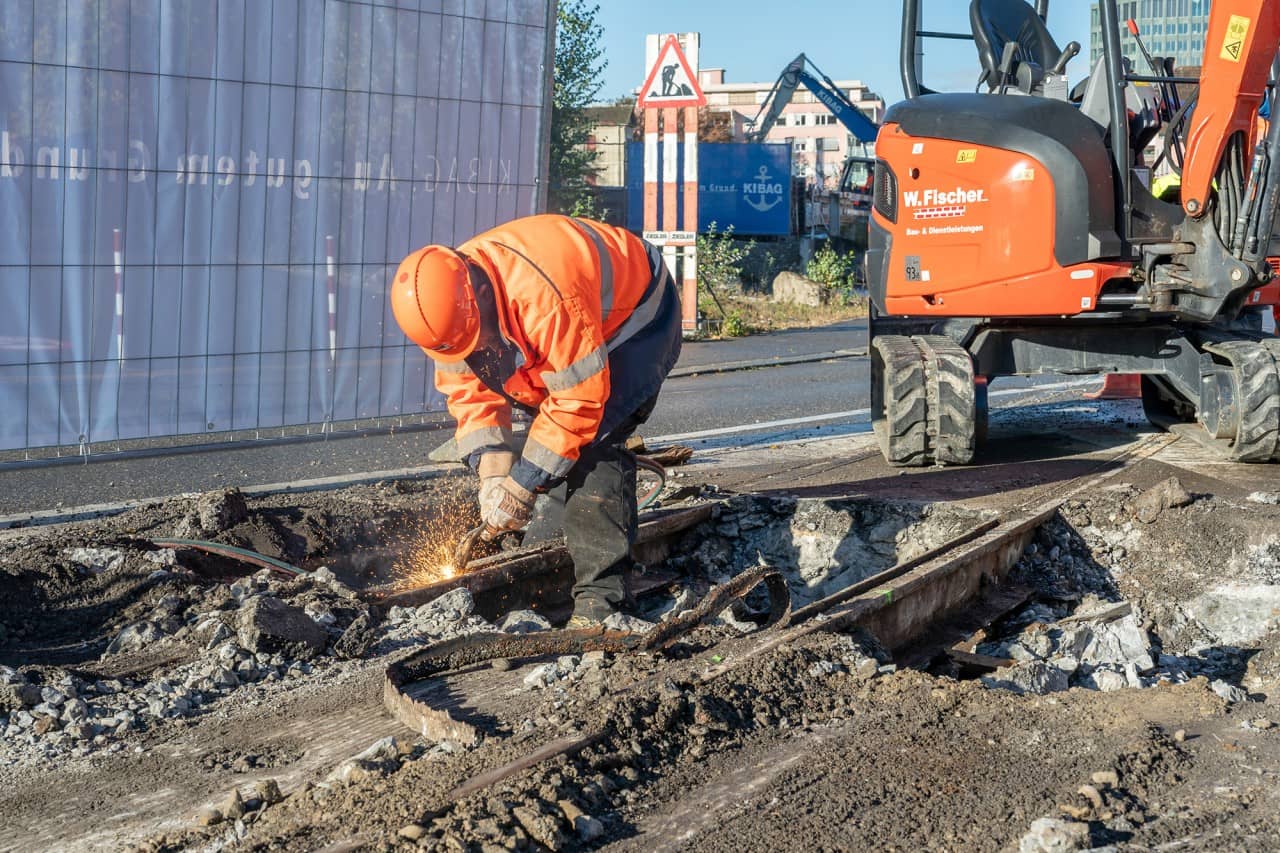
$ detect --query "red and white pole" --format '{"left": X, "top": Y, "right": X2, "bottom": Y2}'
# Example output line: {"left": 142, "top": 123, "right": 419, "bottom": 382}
{"left": 112, "top": 228, "right": 124, "bottom": 361}
{"left": 681, "top": 34, "right": 700, "bottom": 333}
{"left": 325, "top": 234, "right": 337, "bottom": 363}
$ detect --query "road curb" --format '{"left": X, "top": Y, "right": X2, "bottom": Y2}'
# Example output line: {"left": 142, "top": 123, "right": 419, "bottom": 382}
{"left": 668, "top": 348, "right": 866, "bottom": 379}
{"left": 0, "top": 463, "right": 464, "bottom": 534}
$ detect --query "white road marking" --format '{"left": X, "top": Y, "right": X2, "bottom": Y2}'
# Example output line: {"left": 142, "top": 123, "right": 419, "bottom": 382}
{"left": 650, "top": 378, "right": 1097, "bottom": 445}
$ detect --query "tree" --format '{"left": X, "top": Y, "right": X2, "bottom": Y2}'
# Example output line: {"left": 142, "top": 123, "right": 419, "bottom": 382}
{"left": 548, "top": 1, "right": 607, "bottom": 216}
{"left": 698, "top": 107, "right": 734, "bottom": 143}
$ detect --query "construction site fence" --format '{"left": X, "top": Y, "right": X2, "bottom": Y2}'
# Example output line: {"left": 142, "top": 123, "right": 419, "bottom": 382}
{"left": 0, "top": 0, "right": 553, "bottom": 455}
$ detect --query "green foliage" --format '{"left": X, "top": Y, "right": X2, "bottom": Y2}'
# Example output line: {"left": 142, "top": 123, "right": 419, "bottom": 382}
{"left": 806, "top": 243, "right": 862, "bottom": 304}
{"left": 569, "top": 191, "right": 605, "bottom": 220}
{"left": 696, "top": 223, "right": 756, "bottom": 299}
{"left": 721, "top": 312, "right": 748, "bottom": 338}
{"left": 548, "top": 1, "right": 606, "bottom": 215}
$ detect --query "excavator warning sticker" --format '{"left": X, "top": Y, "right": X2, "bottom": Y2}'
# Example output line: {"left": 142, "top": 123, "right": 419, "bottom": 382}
{"left": 1220, "top": 15, "right": 1250, "bottom": 62}
{"left": 956, "top": 149, "right": 978, "bottom": 164}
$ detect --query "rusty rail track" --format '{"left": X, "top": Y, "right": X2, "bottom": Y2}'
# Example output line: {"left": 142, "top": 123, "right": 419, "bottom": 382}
{"left": 380, "top": 433, "right": 1177, "bottom": 809}
{"left": 375, "top": 504, "right": 715, "bottom": 611}
{"left": 383, "top": 563, "right": 791, "bottom": 745}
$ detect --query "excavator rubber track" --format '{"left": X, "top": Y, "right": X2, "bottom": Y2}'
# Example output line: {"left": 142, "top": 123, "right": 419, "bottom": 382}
{"left": 872, "top": 334, "right": 977, "bottom": 467}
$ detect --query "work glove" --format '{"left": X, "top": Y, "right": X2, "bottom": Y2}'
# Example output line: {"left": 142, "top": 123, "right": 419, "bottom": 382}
{"left": 476, "top": 451, "right": 516, "bottom": 518}
{"left": 481, "top": 477, "right": 536, "bottom": 538}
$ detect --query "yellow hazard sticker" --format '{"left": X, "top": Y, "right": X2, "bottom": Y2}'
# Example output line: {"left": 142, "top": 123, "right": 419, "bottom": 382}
{"left": 956, "top": 149, "right": 978, "bottom": 164}
{"left": 1220, "top": 14, "right": 1250, "bottom": 62}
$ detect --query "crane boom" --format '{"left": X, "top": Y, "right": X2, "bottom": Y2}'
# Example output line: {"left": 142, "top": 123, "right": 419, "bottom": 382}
{"left": 745, "top": 54, "right": 880, "bottom": 144}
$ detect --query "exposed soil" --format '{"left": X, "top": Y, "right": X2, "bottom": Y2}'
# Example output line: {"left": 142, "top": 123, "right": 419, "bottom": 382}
{"left": 2, "top": 452, "right": 1280, "bottom": 852}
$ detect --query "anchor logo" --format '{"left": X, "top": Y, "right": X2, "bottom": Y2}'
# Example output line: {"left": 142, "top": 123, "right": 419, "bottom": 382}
{"left": 744, "top": 165, "right": 784, "bottom": 213}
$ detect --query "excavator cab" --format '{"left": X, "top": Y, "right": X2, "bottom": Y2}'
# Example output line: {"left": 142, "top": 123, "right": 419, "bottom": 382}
{"left": 867, "top": 0, "right": 1280, "bottom": 467}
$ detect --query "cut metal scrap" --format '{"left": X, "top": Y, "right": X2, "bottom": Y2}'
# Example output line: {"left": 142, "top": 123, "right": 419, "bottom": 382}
{"left": 382, "top": 563, "right": 790, "bottom": 743}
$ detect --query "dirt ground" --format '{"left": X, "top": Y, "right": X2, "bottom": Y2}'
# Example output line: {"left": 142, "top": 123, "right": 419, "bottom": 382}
{"left": 3, "top": 403, "right": 1280, "bottom": 852}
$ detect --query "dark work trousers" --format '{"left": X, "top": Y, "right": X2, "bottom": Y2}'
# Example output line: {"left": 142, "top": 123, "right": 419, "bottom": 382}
{"left": 524, "top": 257, "right": 681, "bottom": 618}
{"left": 523, "top": 395, "right": 659, "bottom": 617}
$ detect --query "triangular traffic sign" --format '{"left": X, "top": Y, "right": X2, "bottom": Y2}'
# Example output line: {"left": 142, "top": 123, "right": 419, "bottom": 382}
{"left": 638, "top": 35, "right": 706, "bottom": 109}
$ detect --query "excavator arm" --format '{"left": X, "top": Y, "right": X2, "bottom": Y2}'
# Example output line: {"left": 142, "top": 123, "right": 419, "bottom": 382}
{"left": 1180, "top": 1, "right": 1280, "bottom": 220}
{"left": 745, "top": 54, "right": 880, "bottom": 145}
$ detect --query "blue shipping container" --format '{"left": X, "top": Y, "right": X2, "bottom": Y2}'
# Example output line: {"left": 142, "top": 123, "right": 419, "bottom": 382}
{"left": 626, "top": 142, "right": 792, "bottom": 236}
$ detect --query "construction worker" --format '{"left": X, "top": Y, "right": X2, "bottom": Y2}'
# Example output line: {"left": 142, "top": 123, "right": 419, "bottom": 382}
{"left": 390, "top": 214, "right": 682, "bottom": 627}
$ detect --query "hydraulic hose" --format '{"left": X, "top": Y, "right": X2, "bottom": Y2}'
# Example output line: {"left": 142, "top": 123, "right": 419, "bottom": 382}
{"left": 1161, "top": 92, "right": 1197, "bottom": 177}
{"left": 150, "top": 538, "right": 305, "bottom": 577}
{"left": 636, "top": 455, "right": 668, "bottom": 511}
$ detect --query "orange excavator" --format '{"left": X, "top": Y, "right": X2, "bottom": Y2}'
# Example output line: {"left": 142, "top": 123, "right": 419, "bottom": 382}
{"left": 867, "top": 0, "right": 1280, "bottom": 464}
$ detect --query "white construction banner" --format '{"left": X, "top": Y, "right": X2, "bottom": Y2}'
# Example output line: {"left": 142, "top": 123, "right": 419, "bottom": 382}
{"left": 0, "top": 0, "right": 553, "bottom": 452}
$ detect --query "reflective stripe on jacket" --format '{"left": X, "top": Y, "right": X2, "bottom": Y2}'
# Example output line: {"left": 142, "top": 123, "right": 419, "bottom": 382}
{"left": 431, "top": 214, "right": 675, "bottom": 493}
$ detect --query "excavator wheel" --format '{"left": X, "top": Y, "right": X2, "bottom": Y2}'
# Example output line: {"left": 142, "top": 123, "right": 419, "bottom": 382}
{"left": 1207, "top": 341, "right": 1280, "bottom": 463}
{"left": 1266, "top": 340, "right": 1280, "bottom": 462}
{"left": 871, "top": 335, "right": 929, "bottom": 466}
{"left": 871, "top": 335, "right": 977, "bottom": 467}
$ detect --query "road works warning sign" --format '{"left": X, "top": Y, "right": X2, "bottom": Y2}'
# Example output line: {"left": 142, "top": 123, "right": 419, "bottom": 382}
{"left": 638, "top": 35, "right": 707, "bottom": 109}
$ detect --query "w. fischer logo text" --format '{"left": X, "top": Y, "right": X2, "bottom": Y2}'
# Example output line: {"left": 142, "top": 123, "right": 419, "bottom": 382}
{"left": 903, "top": 187, "right": 987, "bottom": 207}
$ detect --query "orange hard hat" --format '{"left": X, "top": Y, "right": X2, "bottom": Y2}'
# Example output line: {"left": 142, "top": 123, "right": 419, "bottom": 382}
{"left": 390, "top": 245, "right": 480, "bottom": 363}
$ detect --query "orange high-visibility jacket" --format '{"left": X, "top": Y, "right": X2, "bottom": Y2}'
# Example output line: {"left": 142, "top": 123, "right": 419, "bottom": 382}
{"left": 432, "top": 215, "right": 673, "bottom": 492}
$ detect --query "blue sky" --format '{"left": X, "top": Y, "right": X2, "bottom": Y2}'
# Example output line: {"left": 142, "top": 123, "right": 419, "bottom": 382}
{"left": 593, "top": 1, "right": 1093, "bottom": 105}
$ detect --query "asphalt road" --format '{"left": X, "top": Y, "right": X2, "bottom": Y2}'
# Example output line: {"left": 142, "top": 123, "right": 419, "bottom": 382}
{"left": 675, "top": 319, "right": 867, "bottom": 370}
{"left": 0, "top": 318, "right": 1082, "bottom": 518}
{"left": 0, "top": 323, "right": 872, "bottom": 516}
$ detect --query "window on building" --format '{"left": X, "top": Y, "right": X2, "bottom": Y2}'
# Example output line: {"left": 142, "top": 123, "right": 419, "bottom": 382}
{"left": 776, "top": 115, "right": 787, "bottom": 127}
{"left": 818, "top": 136, "right": 841, "bottom": 151}
{"left": 793, "top": 140, "right": 809, "bottom": 152}
{"left": 728, "top": 92, "right": 755, "bottom": 106}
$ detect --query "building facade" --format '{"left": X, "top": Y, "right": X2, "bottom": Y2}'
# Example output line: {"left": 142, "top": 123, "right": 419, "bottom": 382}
{"left": 1090, "top": 0, "right": 1213, "bottom": 69}
{"left": 695, "top": 68, "right": 885, "bottom": 188}
{"left": 583, "top": 105, "right": 634, "bottom": 188}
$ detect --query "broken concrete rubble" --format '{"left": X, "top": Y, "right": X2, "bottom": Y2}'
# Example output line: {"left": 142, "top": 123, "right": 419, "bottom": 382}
{"left": 381, "top": 587, "right": 495, "bottom": 650}
{"left": 1019, "top": 817, "right": 1092, "bottom": 852}
{"left": 236, "top": 597, "right": 329, "bottom": 660}
{"left": 982, "top": 661, "right": 1070, "bottom": 695}
{"left": 1185, "top": 584, "right": 1280, "bottom": 645}
{"left": 500, "top": 609, "right": 552, "bottom": 634}
{"left": 1081, "top": 614, "right": 1156, "bottom": 673}
{"left": 667, "top": 495, "right": 994, "bottom": 607}
{"left": 1130, "top": 476, "right": 1194, "bottom": 524}
{"left": 196, "top": 488, "right": 250, "bottom": 533}
{"left": 64, "top": 547, "right": 126, "bottom": 574}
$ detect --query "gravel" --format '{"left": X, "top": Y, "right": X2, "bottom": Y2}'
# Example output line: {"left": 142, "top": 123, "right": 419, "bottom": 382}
{"left": 0, "top": 566, "right": 391, "bottom": 765}
{"left": 978, "top": 489, "right": 1280, "bottom": 703}
{"left": 379, "top": 588, "right": 496, "bottom": 651}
